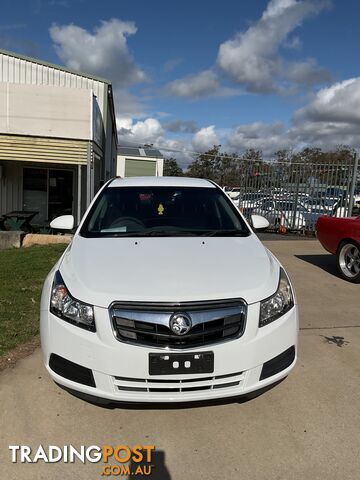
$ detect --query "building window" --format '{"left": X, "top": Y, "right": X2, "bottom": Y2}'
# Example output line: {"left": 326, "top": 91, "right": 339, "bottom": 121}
{"left": 23, "top": 167, "right": 74, "bottom": 225}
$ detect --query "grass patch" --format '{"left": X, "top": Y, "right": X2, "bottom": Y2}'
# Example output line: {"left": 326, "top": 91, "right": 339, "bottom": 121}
{"left": 0, "top": 244, "right": 67, "bottom": 356}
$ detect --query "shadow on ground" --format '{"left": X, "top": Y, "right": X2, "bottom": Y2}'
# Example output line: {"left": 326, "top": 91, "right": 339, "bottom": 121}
{"left": 127, "top": 451, "right": 171, "bottom": 479}
{"left": 295, "top": 254, "right": 339, "bottom": 277}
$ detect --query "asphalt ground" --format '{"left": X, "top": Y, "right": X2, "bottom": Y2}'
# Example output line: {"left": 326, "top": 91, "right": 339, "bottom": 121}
{"left": 0, "top": 240, "right": 359, "bottom": 480}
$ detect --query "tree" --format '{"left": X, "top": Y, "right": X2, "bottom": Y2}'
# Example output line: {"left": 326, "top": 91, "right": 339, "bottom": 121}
{"left": 186, "top": 145, "right": 221, "bottom": 181}
{"left": 185, "top": 144, "right": 358, "bottom": 187}
{"left": 241, "top": 148, "right": 263, "bottom": 163}
{"left": 163, "top": 157, "right": 183, "bottom": 176}
{"left": 186, "top": 145, "right": 242, "bottom": 186}
{"left": 274, "top": 149, "right": 293, "bottom": 163}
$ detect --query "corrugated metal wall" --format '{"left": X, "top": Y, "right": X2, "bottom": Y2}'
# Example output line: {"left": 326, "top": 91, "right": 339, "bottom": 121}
{"left": 0, "top": 52, "right": 106, "bottom": 115}
{"left": 0, "top": 135, "right": 88, "bottom": 164}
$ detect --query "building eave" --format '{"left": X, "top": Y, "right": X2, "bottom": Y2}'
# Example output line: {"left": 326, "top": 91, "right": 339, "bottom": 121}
{"left": 0, "top": 48, "right": 112, "bottom": 85}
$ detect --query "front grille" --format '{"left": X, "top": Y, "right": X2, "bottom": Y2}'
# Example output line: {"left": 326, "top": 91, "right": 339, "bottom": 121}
{"left": 110, "top": 299, "right": 247, "bottom": 349}
{"left": 113, "top": 371, "right": 245, "bottom": 394}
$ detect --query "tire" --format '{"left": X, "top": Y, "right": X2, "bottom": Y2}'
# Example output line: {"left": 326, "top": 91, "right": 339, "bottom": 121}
{"left": 336, "top": 240, "right": 360, "bottom": 283}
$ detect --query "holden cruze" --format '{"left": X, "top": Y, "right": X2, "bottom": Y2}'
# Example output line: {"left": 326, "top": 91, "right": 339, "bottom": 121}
{"left": 40, "top": 176, "right": 298, "bottom": 404}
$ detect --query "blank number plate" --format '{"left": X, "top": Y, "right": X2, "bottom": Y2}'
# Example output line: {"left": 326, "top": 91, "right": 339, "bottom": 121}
{"left": 149, "top": 351, "right": 214, "bottom": 375}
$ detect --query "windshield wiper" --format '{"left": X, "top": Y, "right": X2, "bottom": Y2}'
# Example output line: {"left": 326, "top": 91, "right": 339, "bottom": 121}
{"left": 107, "top": 230, "right": 200, "bottom": 237}
{"left": 202, "top": 229, "right": 249, "bottom": 237}
{"left": 141, "top": 230, "right": 199, "bottom": 237}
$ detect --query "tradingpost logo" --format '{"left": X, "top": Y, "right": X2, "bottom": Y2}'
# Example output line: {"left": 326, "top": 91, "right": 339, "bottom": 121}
{"left": 9, "top": 444, "right": 156, "bottom": 476}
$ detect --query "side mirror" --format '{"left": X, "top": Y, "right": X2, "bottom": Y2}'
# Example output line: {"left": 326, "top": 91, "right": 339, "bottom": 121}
{"left": 50, "top": 215, "right": 74, "bottom": 231}
{"left": 251, "top": 214, "right": 269, "bottom": 231}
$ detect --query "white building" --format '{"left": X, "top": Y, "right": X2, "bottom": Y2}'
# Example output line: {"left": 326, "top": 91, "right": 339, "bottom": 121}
{"left": 117, "top": 146, "right": 164, "bottom": 178}
{"left": 0, "top": 48, "right": 117, "bottom": 226}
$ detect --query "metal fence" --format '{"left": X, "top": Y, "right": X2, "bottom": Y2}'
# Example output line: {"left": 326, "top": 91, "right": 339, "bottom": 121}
{"left": 226, "top": 156, "right": 360, "bottom": 233}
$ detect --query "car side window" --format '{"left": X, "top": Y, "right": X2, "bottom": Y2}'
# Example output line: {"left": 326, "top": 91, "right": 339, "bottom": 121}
{"left": 262, "top": 200, "right": 273, "bottom": 210}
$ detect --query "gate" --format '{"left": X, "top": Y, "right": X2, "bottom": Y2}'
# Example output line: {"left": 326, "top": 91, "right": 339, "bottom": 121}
{"left": 230, "top": 156, "right": 359, "bottom": 233}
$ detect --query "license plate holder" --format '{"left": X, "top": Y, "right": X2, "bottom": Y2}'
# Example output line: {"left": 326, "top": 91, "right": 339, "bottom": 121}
{"left": 149, "top": 351, "right": 214, "bottom": 375}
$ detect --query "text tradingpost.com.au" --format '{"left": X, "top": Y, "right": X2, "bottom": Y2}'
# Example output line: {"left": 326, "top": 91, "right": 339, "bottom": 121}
{"left": 9, "top": 444, "right": 156, "bottom": 476}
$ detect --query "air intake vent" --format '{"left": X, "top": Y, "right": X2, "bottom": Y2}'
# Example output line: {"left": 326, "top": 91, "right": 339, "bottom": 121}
{"left": 260, "top": 346, "right": 296, "bottom": 380}
{"left": 49, "top": 354, "right": 96, "bottom": 387}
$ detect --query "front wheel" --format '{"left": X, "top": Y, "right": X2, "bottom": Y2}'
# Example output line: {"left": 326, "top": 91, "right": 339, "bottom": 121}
{"left": 337, "top": 241, "right": 360, "bottom": 283}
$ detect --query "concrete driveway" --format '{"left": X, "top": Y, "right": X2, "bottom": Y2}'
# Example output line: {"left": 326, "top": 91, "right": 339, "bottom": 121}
{"left": 1, "top": 240, "right": 359, "bottom": 480}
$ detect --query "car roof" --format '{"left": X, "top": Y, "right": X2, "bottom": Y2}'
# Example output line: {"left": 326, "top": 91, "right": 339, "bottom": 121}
{"left": 109, "top": 176, "right": 216, "bottom": 188}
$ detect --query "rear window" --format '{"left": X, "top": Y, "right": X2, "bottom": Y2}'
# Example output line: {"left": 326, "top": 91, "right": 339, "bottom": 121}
{"left": 80, "top": 186, "right": 250, "bottom": 237}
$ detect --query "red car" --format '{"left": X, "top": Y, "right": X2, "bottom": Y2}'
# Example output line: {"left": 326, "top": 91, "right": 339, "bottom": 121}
{"left": 316, "top": 216, "right": 360, "bottom": 283}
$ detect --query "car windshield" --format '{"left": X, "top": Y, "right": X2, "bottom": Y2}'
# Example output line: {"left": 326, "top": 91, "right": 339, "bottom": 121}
{"left": 242, "top": 193, "right": 261, "bottom": 201}
{"left": 274, "top": 202, "right": 306, "bottom": 211}
{"left": 323, "top": 198, "right": 338, "bottom": 206}
{"left": 80, "top": 186, "right": 250, "bottom": 237}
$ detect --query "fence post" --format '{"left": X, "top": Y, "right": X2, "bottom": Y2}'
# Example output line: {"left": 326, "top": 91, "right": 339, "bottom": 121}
{"left": 291, "top": 165, "right": 300, "bottom": 230}
{"left": 348, "top": 152, "right": 359, "bottom": 216}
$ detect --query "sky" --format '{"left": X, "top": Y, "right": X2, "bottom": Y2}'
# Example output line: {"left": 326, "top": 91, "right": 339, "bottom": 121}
{"left": 1, "top": 0, "right": 360, "bottom": 166}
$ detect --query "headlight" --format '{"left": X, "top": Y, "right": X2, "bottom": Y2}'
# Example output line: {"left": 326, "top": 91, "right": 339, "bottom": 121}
{"left": 50, "top": 271, "right": 95, "bottom": 332}
{"left": 259, "top": 268, "right": 294, "bottom": 327}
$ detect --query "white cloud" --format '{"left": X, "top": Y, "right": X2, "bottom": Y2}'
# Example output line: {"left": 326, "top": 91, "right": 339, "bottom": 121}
{"left": 117, "top": 117, "right": 195, "bottom": 168}
{"left": 289, "top": 121, "right": 360, "bottom": 149}
{"left": 192, "top": 126, "right": 220, "bottom": 151}
{"left": 113, "top": 88, "right": 147, "bottom": 121}
{"left": 227, "top": 122, "right": 291, "bottom": 155}
{"left": 166, "top": 70, "right": 240, "bottom": 98}
{"left": 157, "top": 138, "right": 194, "bottom": 168}
{"left": 284, "top": 35, "right": 302, "bottom": 50}
{"left": 164, "top": 120, "right": 199, "bottom": 134}
{"left": 285, "top": 58, "right": 331, "bottom": 86}
{"left": 216, "top": 0, "right": 331, "bottom": 92}
{"left": 288, "top": 78, "right": 360, "bottom": 148}
{"left": 116, "top": 73, "right": 360, "bottom": 167}
{"left": 294, "top": 78, "right": 360, "bottom": 124}
{"left": 165, "top": 0, "right": 331, "bottom": 100}
{"left": 118, "top": 118, "right": 164, "bottom": 145}
{"left": 50, "top": 19, "right": 148, "bottom": 122}
{"left": 118, "top": 76, "right": 360, "bottom": 167}
{"left": 167, "top": 70, "right": 219, "bottom": 98}
{"left": 49, "top": 18, "right": 145, "bottom": 87}
{"left": 225, "top": 77, "right": 360, "bottom": 154}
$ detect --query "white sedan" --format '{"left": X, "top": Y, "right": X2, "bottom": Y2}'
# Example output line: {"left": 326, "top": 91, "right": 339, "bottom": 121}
{"left": 41, "top": 177, "right": 298, "bottom": 404}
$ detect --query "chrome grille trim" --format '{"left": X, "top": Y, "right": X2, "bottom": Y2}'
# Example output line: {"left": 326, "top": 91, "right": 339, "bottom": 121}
{"left": 110, "top": 298, "right": 247, "bottom": 312}
{"left": 109, "top": 299, "right": 247, "bottom": 349}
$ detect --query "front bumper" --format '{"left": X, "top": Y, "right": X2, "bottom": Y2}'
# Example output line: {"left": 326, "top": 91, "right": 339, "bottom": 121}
{"left": 40, "top": 299, "right": 299, "bottom": 403}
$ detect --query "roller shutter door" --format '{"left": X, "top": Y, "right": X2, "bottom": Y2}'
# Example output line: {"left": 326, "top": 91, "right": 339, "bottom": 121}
{"left": 124, "top": 158, "right": 157, "bottom": 177}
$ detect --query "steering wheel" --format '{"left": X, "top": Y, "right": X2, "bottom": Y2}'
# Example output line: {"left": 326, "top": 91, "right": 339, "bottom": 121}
{"left": 109, "top": 217, "right": 145, "bottom": 229}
